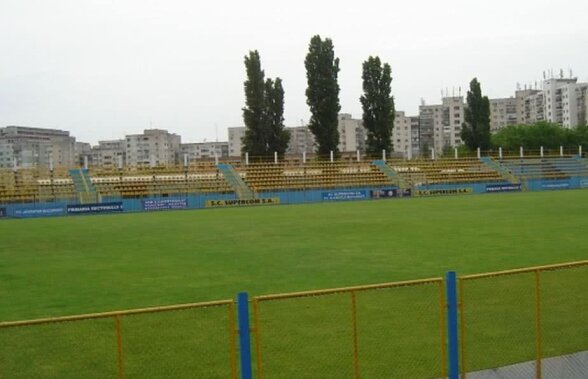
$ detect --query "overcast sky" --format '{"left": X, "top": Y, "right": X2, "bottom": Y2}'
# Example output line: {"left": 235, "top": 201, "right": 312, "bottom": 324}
{"left": 1, "top": 0, "right": 587, "bottom": 144}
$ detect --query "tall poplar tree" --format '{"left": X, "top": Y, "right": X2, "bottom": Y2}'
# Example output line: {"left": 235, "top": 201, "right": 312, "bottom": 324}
{"left": 461, "top": 78, "right": 491, "bottom": 150}
{"left": 360, "top": 56, "right": 395, "bottom": 155}
{"left": 265, "top": 77, "right": 290, "bottom": 155}
{"left": 305, "top": 35, "right": 341, "bottom": 156}
{"left": 242, "top": 50, "right": 289, "bottom": 156}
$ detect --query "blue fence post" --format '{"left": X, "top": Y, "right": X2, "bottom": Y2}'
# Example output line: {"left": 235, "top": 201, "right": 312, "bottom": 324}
{"left": 237, "top": 292, "right": 253, "bottom": 379}
{"left": 446, "top": 271, "right": 459, "bottom": 379}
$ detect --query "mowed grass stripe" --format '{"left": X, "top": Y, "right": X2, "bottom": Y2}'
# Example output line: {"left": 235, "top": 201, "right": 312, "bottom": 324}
{"left": 1, "top": 190, "right": 587, "bottom": 321}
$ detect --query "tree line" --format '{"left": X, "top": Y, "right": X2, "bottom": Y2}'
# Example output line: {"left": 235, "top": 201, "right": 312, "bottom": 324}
{"left": 242, "top": 35, "right": 395, "bottom": 157}
{"left": 491, "top": 123, "right": 588, "bottom": 151}
{"left": 242, "top": 36, "right": 586, "bottom": 158}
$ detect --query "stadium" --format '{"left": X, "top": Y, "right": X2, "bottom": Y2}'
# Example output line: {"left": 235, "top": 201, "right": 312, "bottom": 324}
{"left": 0, "top": 151, "right": 587, "bottom": 378}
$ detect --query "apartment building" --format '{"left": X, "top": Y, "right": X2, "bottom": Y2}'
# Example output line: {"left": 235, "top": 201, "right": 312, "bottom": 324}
{"left": 541, "top": 77, "right": 588, "bottom": 127}
{"left": 417, "top": 106, "right": 436, "bottom": 154}
{"left": 0, "top": 126, "right": 76, "bottom": 168}
{"left": 228, "top": 127, "right": 246, "bottom": 157}
{"left": 514, "top": 89, "right": 541, "bottom": 124}
{"left": 181, "top": 142, "right": 229, "bottom": 162}
{"left": 0, "top": 141, "right": 14, "bottom": 168}
{"left": 230, "top": 125, "right": 316, "bottom": 157}
{"left": 91, "top": 140, "right": 126, "bottom": 168}
{"left": 124, "top": 129, "right": 181, "bottom": 166}
{"left": 419, "top": 97, "right": 464, "bottom": 153}
{"left": 74, "top": 142, "right": 92, "bottom": 166}
{"left": 337, "top": 113, "right": 366, "bottom": 153}
{"left": 285, "top": 126, "right": 315, "bottom": 155}
{"left": 489, "top": 97, "right": 518, "bottom": 132}
{"left": 578, "top": 87, "right": 588, "bottom": 125}
{"left": 392, "top": 111, "right": 420, "bottom": 158}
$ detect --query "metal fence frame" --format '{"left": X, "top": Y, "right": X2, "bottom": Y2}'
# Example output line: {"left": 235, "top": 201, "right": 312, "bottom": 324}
{"left": 0, "top": 299, "right": 238, "bottom": 379}
{"left": 458, "top": 260, "right": 588, "bottom": 379}
{"left": 251, "top": 278, "right": 447, "bottom": 379}
{"left": 1, "top": 260, "right": 587, "bottom": 379}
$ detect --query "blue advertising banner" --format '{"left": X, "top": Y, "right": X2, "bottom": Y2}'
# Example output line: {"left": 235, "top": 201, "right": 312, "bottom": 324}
{"left": 322, "top": 190, "right": 368, "bottom": 201}
{"left": 580, "top": 179, "right": 588, "bottom": 188}
{"left": 67, "top": 202, "right": 123, "bottom": 214}
{"left": 541, "top": 182, "right": 570, "bottom": 190}
{"left": 485, "top": 184, "right": 522, "bottom": 193}
{"left": 0, "top": 207, "right": 6, "bottom": 218}
{"left": 13, "top": 206, "right": 65, "bottom": 218}
{"left": 142, "top": 198, "right": 188, "bottom": 211}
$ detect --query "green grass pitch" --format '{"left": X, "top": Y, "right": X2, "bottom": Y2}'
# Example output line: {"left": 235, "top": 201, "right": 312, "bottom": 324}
{"left": 0, "top": 190, "right": 587, "bottom": 377}
{"left": 1, "top": 190, "right": 588, "bottom": 321}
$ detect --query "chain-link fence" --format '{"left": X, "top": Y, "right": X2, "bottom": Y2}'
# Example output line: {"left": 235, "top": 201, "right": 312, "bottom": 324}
{"left": 458, "top": 261, "right": 588, "bottom": 378}
{"left": 0, "top": 300, "right": 237, "bottom": 379}
{"left": 251, "top": 279, "right": 446, "bottom": 379}
{"left": 1, "top": 261, "right": 586, "bottom": 378}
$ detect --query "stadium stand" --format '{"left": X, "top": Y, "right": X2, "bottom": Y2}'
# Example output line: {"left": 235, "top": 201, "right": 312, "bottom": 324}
{"left": 386, "top": 157, "right": 505, "bottom": 186}
{"left": 89, "top": 163, "right": 234, "bottom": 198}
{"left": 233, "top": 160, "right": 392, "bottom": 192}
{"left": 0, "top": 169, "right": 43, "bottom": 203}
{"left": 497, "top": 156, "right": 588, "bottom": 180}
{"left": 1, "top": 156, "right": 586, "bottom": 205}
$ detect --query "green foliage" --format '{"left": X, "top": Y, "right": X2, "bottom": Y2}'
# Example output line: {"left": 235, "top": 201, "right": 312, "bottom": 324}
{"left": 242, "top": 50, "right": 290, "bottom": 157}
{"left": 461, "top": 78, "right": 491, "bottom": 150}
{"left": 264, "top": 77, "right": 290, "bottom": 156}
{"left": 360, "top": 56, "right": 395, "bottom": 155}
{"left": 491, "top": 122, "right": 588, "bottom": 151}
{"left": 305, "top": 35, "right": 341, "bottom": 156}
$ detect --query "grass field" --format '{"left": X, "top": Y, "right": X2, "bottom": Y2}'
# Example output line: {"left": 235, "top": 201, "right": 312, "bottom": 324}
{"left": 1, "top": 190, "right": 587, "bottom": 377}
{"left": 2, "top": 190, "right": 587, "bottom": 321}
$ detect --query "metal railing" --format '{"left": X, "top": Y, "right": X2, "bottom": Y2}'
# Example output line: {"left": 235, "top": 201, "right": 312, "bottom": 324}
{"left": 0, "top": 300, "right": 237, "bottom": 379}
{"left": 1, "top": 260, "right": 586, "bottom": 378}
{"left": 458, "top": 260, "right": 588, "bottom": 378}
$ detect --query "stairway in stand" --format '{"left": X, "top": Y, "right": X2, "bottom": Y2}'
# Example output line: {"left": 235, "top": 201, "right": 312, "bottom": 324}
{"left": 69, "top": 169, "right": 101, "bottom": 204}
{"left": 372, "top": 160, "right": 409, "bottom": 190}
{"left": 217, "top": 164, "right": 255, "bottom": 199}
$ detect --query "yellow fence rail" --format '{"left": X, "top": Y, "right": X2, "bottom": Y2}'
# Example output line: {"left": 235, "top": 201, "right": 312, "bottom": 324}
{"left": 0, "top": 300, "right": 238, "bottom": 379}
{"left": 252, "top": 278, "right": 446, "bottom": 379}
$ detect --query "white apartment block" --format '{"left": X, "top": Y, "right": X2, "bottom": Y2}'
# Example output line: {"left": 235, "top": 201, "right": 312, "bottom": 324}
{"left": 337, "top": 113, "right": 365, "bottom": 153}
{"left": 91, "top": 140, "right": 126, "bottom": 168}
{"left": 0, "top": 141, "right": 13, "bottom": 168}
{"left": 489, "top": 98, "right": 518, "bottom": 132}
{"left": 584, "top": 88, "right": 588, "bottom": 125}
{"left": 75, "top": 142, "right": 92, "bottom": 166}
{"left": 442, "top": 97, "right": 465, "bottom": 149}
{"left": 125, "top": 129, "right": 181, "bottom": 167}
{"left": 228, "top": 127, "right": 246, "bottom": 157}
{"left": 417, "top": 106, "right": 436, "bottom": 154}
{"left": 515, "top": 89, "right": 541, "bottom": 124}
{"left": 0, "top": 126, "right": 76, "bottom": 168}
{"left": 419, "top": 104, "right": 446, "bottom": 153}
{"left": 419, "top": 97, "right": 464, "bottom": 153}
{"left": 523, "top": 92, "right": 545, "bottom": 124}
{"left": 230, "top": 125, "right": 316, "bottom": 157}
{"left": 285, "top": 126, "right": 315, "bottom": 155}
{"left": 181, "top": 142, "right": 229, "bottom": 162}
{"left": 542, "top": 77, "right": 588, "bottom": 128}
{"left": 393, "top": 111, "right": 419, "bottom": 158}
